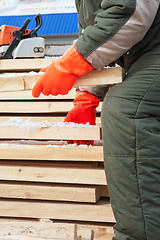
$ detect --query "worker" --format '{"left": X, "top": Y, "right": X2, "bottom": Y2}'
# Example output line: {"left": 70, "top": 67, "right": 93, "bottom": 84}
{"left": 32, "top": 1, "right": 160, "bottom": 239}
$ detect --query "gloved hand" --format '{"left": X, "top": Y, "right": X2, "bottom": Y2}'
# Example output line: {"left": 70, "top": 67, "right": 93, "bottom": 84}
{"left": 64, "top": 90, "right": 100, "bottom": 145}
{"left": 32, "top": 45, "right": 93, "bottom": 97}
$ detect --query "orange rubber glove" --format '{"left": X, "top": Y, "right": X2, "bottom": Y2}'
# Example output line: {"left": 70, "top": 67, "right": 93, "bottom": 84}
{"left": 32, "top": 45, "right": 93, "bottom": 97}
{"left": 64, "top": 90, "right": 100, "bottom": 145}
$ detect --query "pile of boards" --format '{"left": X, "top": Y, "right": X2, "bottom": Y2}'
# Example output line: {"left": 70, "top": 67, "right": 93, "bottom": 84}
{"left": 0, "top": 55, "right": 122, "bottom": 240}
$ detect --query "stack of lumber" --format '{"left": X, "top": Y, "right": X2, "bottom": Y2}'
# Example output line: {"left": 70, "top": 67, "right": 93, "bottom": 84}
{"left": 0, "top": 58, "right": 122, "bottom": 240}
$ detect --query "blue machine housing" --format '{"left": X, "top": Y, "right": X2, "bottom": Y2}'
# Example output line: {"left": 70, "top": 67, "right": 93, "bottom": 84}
{"left": 0, "top": 13, "right": 79, "bottom": 35}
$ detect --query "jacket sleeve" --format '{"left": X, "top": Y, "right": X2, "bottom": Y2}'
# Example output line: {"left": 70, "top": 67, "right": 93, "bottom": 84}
{"left": 76, "top": 0, "right": 160, "bottom": 69}
{"left": 77, "top": 85, "right": 109, "bottom": 100}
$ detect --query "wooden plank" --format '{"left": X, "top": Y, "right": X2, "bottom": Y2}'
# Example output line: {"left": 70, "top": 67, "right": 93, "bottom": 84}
{"left": 0, "top": 142, "right": 103, "bottom": 161}
{"left": 0, "top": 162, "right": 106, "bottom": 185}
{"left": 0, "top": 199, "right": 115, "bottom": 223}
{"left": 0, "top": 101, "right": 102, "bottom": 113}
{"left": 0, "top": 89, "right": 75, "bottom": 100}
{"left": 0, "top": 76, "right": 24, "bottom": 92}
{"left": 0, "top": 58, "right": 53, "bottom": 71}
{"left": 0, "top": 219, "right": 114, "bottom": 240}
{"left": 0, "top": 67, "right": 122, "bottom": 92}
{"left": 0, "top": 237, "right": 45, "bottom": 240}
{"left": 77, "top": 224, "right": 114, "bottom": 240}
{"left": 0, "top": 101, "right": 74, "bottom": 113}
{"left": 0, "top": 101, "right": 72, "bottom": 113}
{"left": 0, "top": 182, "right": 100, "bottom": 203}
{"left": 0, "top": 116, "right": 101, "bottom": 125}
{"left": 0, "top": 123, "right": 101, "bottom": 140}
{"left": 75, "top": 225, "right": 94, "bottom": 240}
{"left": 0, "top": 220, "right": 76, "bottom": 240}
{"left": 74, "top": 67, "right": 122, "bottom": 87}
{"left": 0, "top": 160, "right": 98, "bottom": 169}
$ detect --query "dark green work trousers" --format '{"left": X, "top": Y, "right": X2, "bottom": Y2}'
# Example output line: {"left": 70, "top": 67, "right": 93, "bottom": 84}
{"left": 101, "top": 47, "right": 160, "bottom": 240}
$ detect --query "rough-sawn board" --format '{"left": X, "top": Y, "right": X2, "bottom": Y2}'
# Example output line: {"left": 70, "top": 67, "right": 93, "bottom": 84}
{"left": 0, "top": 199, "right": 115, "bottom": 223}
{"left": 0, "top": 142, "right": 103, "bottom": 161}
{"left": 0, "top": 67, "right": 122, "bottom": 92}
{"left": 0, "top": 122, "right": 101, "bottom": 140}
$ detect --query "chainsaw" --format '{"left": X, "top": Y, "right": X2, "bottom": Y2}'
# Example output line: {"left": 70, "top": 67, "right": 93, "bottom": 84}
{"left": 0, "top": 14, "right": 45, "bottom": 59}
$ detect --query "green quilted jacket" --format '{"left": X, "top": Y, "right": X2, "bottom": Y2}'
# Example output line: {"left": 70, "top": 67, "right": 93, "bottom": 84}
{"left": 74, "top": 2, "right": 160, "bottom": 240}
{"left": 75, "top": 0, "right": 160, "bottom": 72}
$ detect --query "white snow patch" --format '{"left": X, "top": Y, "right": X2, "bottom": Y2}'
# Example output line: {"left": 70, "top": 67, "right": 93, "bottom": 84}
{"left": 0, "top": 117, "right": 100, "bottom": 134}
{"left": 0, "top": 117, "right": 100, "bottom": 128}
{"left": 41, "top": 121, "right": 100, "bottom": 128}
{"left": 0, "top": 117, "right": 41, "bottom": 134}
{"left": 0, "top": 138, "right": 102, "bottom": 148}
